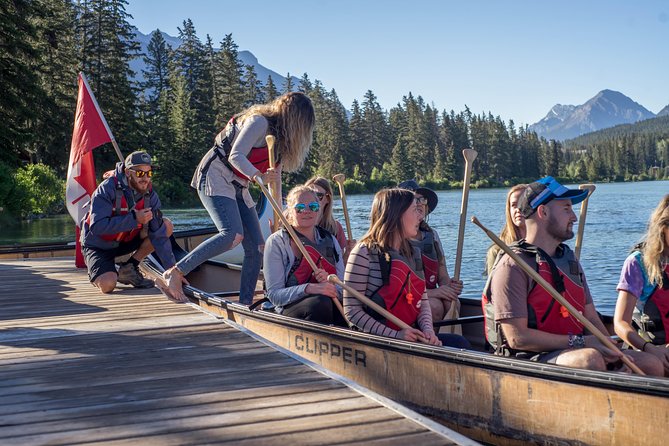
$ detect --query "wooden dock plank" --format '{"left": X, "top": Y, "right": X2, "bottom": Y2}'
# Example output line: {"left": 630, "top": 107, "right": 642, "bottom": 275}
{"left": 0, "top": 258, "right": 463, "bottom": 445}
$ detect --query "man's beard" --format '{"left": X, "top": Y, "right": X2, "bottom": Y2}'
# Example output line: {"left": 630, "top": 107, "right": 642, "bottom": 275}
{"left": 128, "top": 175, "right": 150, "bottom": 194}
{"left": 547, "top": 214, "right": 574, "bottom": 242}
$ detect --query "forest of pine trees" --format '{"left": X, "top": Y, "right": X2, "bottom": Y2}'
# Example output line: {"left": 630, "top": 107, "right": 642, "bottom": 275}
{"left": 2, "top": 0, "right": 668, "bottom": 221}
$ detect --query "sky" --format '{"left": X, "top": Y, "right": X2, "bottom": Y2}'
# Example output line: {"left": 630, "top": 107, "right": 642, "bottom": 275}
{"left": 125, "top": 0, "right": 669, "bottom": 126}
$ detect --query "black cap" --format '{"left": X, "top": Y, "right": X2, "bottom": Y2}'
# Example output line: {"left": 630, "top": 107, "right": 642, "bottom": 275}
{"left": 398, "top": 179, "right": 438, "bottom": 214}
{"left": 124, "top": 151, "right": 152, "bottom": 169}
{"left": 518, "top": 176, "right": 588, "bottom": 218}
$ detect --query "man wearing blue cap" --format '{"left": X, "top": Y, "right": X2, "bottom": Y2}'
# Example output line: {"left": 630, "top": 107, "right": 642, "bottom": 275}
{"left": 483, "top": 177, "right": 662, "bottom": 374}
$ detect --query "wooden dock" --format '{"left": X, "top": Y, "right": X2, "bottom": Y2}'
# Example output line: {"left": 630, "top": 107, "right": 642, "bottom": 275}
{"left": 0, "top": 258, "right": 474, "bottom": 445}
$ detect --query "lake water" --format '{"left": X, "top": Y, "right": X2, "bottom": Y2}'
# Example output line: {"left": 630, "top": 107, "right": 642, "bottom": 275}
{"left": 3, "top": 181, "right": 667, "bottom": 314}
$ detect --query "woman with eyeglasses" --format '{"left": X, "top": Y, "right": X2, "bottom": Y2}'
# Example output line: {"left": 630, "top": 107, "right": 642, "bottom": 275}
{"left": 305, "top": 176, "right": 357, "bottom": 263}
{"left": 343, "top": 188, "right": 441, "bottom": 344}
{"left": 614, "top": 194, "right": 669, "bottom": 375}
{"left": 263, "top": 185, "right": 346, "bottom": 325}
{"left": 160, "top": 92, "right": 315, "bottom": 304}
{"left": 397, "top": 181, "right": 466, "bottom": 338}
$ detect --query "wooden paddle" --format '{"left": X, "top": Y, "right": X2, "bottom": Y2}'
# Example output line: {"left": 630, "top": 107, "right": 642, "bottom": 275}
{"left": 332, "top": 173, "right": 353, "bottom": 241}
{"left": 471, "top": 216, "right": 645, "bottom": 375}
{"left": 447, "top": 148, "right": 478, "bottom": 334}
{"left": 453, "top": 148, "right": 478, "bottom": 281}
{"left": 254, "top": 174, "right": 350, "bottom": 326}
{"left": 574, "top": 184, "right": 596, "bottom": 260}
{"left": 327, "top": 275, "right": 428, "bottom": 343}
{"left": 265, "top": 135, "right": 281, "bottom": 232}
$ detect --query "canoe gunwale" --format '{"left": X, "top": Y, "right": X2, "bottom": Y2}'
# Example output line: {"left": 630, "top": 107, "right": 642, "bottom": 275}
{"left": 141, "top": 257, "right": 669, "bottom": 398}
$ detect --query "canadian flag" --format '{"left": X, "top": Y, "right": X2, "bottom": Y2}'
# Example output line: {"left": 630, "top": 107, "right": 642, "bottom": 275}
{"left": 65, "top": 73, "right": 114, "bottom": 267}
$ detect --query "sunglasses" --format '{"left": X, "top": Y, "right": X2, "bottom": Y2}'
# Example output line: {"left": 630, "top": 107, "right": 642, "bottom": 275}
{"left": 131, "top": 169, "right": 153, "bottom": 178}
{"left": 314, "top": 192, "right": 327, "bottom": 200}
{"left": 415, "top": 196, "right": 428, "bottom": 205}
{"left": 294, "top": 201, "right": 320, "bottom": 213}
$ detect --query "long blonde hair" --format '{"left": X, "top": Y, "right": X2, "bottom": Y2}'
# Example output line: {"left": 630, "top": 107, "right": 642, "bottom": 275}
{"left": 485, "top": 184, "right": 528, "bottom": 274}
{"left": 237, "top": 92, "right": 315, "bottom": 172}
{"left": 305, "top": 176, "right": 337, "bottom": 235}
{"left": 640, "top": 194, "right": 669, "bottom": 287}
{"left": 283, "top": 185, "right": 320, "bottom": 227}
{"left": 360, "top": 188, "right": 415, "bottom": 259}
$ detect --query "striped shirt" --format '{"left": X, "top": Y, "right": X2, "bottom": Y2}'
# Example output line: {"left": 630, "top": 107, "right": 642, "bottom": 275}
{"left": 343, "top": 243, "right": 435, "bottom": 339}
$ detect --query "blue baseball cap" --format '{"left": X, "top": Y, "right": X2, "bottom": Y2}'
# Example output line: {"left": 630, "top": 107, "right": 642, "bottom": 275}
{"left": 518, "top": 176, "right": 588, "bottom": 218}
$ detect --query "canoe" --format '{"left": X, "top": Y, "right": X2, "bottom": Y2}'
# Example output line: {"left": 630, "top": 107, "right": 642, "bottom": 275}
{"left": 139, "top": 251, "right": 669, "bottom": 446}
{"left": 0, "top": 193, "right": 272, "bottom": 264}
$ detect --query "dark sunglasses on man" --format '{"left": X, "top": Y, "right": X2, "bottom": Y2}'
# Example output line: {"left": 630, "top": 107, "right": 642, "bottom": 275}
{"left": 294, "top": 201, "right": 320, "bottom": 213}
{"left": 131, "top": 169, "right": 153, "bottom": 178}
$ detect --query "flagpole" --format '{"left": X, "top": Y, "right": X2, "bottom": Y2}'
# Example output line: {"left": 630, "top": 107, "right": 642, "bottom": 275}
{"left": 79, "top": 73, "right": 124, "bottom": 163}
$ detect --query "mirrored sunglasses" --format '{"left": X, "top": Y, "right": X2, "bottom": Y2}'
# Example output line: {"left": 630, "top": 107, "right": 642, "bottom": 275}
{"left": 294, "top": 201, "right": 320, "bottom": 213}
{"left": 131, "top": 169, "right": 153, "bottom": 178}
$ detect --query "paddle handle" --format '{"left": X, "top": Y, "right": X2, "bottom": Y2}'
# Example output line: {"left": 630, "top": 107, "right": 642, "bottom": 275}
{"left": 574, "top": 184, "right": 596, "bottom": 259}
{"left": 332, "top": 174, "right": 353, "bottom": 241}
{"left": 255, "top": 175, "right": 349, "bottom": 325}
{"left": 471, "top": 215, "right": 645, "bottom": 376}
{"left": 265, "top": 135, "right": 281, "bottom": 232}
{"left": 453, "top": 149, "right": 478, "bottom": 281}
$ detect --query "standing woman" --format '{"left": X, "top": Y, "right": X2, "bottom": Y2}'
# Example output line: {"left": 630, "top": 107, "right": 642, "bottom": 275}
{"left": 263, "top": 185, "right": 345, "bottom": 325}
{"left": 614, "top": 194, "right": 669, "bottom": 375}
{"left": 161, "top": 92, "right": 315, "bottom": 304}
{"left": 343, "top": 188, "right": 441, "bottom": 345}
{"left": 485, "top": 184, "right": 528, "bottom": 275}
{"left": 305, "top": 176, "right": 357, "bottom": 262}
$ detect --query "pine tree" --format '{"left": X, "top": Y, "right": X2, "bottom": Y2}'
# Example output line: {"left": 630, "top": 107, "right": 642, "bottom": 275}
{"left": 282, "top": 72, "right": 294, "bottom": 93}
{"left": 263, "top": 74, "right": 279, "bottom": 102}
{"left": 215, "top": 33, "right": 245, "bottom": 124}
{"left": 0, "top": 0, "right": 47, "bottom": 166}
{"left": 27, "top": 0, "right": 78, "bottom": 169}
{"left": 298, "top": 73, "right": 312, "bottom": 95}
{"left": 76, "top": 0, "right": 141, "bottom": 168}
{"left": 243, "top": 64, "right": 265, "bottom": 107}
{"left": 171, "top": 19, "right": 214, "bottom": 148}
{"left": 140, "top": 29, "right": 172, "bottom": 159}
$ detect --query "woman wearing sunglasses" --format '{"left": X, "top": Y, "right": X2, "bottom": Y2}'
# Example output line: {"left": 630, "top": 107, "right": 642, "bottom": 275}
{"left": 161, "top": 92, "right": 315, "bottom": 304}
{"left": 343, "top": 188, "right": 441, "bottom": 345}
{"left": 263, "top": 186, "right": 346, "bottom": 325}
{"left": 305, "top": 176, "right": 357, "bottom": 263}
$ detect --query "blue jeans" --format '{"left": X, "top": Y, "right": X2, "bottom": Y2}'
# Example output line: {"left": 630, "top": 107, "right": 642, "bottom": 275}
{"left": 176, "top": 184, "right": 263, "bottom": 304}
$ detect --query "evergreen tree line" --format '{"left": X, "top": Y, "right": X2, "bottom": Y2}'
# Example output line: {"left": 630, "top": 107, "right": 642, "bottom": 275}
{"left": 2, "top": 0, "right": 667, "bottom": 219}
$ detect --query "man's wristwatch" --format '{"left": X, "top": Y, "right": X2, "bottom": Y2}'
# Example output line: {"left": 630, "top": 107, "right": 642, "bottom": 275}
{"left": 568, "top": 333, "right": 586, "bottom": 348}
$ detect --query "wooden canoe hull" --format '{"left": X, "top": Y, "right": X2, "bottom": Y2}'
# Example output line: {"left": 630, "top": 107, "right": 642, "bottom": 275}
{"left": 140, "top": 259, "right": 669, "bottom": 446}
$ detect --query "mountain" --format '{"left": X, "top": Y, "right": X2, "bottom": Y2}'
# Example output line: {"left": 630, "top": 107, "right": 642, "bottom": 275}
{"left": 658, "top": 104, "right": 669, "bottom": 117}
{"left": 130, "top": 28, "right": 299, "bottom": 88}
{"left": 529, "top": 90, "right": 656, "bottom": 141}
{"left": 564, "top": 114, "right": 669, "bottom": 148}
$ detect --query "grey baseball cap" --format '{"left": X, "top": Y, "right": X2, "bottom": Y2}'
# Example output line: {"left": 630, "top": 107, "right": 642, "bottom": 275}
{"left": 124, "top": 151, "right": 152, "bottom": 169}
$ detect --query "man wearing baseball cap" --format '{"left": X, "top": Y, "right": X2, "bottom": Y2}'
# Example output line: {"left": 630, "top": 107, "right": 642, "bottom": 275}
{"left": 80, "top": 151, "right": 187, "bottom": 302}
{"left": 483, "top": 177, "right": 662, "bottom": 374}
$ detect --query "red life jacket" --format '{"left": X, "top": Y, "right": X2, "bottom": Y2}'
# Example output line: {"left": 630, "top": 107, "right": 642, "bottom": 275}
{"left": 371, "top": 248, "right": 426, "bottom": 330}
{"left": 87, "top": 174, "right": 147, "bottom": 244}
{"left": 201, "top": 117, "right": 272, "bottom": 182}
{"left": 641, "top": 264, "right": 669, "bottom": 344}
{"left": 411, "top": 228, "right": 442, "bottom": 289}
{"left": 482, "top": 242, "right": 585, "bottom": 353}
{"left": 286, "top": 227, "right": 338, "bottom": 286}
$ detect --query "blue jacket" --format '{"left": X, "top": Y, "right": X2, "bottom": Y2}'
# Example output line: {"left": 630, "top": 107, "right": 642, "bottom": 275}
{"left": 80, "top": 163, "right": 176, "bottom": 268}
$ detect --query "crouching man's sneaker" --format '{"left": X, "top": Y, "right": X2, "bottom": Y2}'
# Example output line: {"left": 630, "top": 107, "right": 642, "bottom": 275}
{"left": 117, "top": 262, "right": 154, "bottom": 288}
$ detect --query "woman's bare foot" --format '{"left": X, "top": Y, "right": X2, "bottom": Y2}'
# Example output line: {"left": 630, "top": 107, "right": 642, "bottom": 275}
{"left": 158, "top": 266, "right": 189, "bottom": 303}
